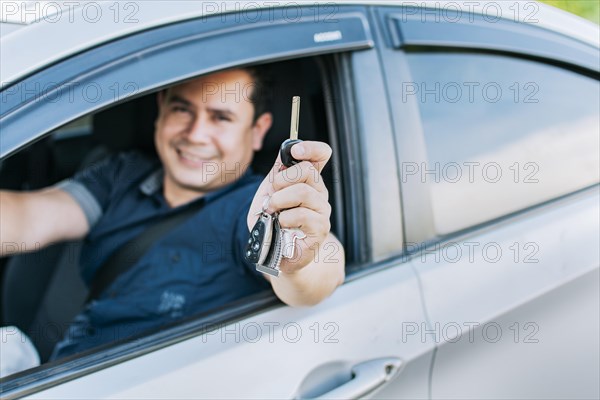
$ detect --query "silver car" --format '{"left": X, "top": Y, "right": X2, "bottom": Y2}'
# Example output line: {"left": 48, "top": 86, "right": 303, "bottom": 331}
{"left": 1, "top": 1, "right": 598, "bottom": 398}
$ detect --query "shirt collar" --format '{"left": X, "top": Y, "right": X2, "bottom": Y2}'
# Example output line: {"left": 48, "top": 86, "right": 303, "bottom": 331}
{"left": 139, "top": 166, "right": 257, "bottom": 204}
{"left": 139, "top": 169, "right": 163, "bottom": 196}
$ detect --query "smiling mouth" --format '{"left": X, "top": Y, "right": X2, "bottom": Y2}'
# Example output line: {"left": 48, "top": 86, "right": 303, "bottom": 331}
{"left": 176, "top": 148, "right": 215, "bottom": 165}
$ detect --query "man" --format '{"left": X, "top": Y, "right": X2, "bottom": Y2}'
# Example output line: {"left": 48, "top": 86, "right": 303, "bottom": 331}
{"left": 0, "top": 67, "right": 345, "bottom": 360}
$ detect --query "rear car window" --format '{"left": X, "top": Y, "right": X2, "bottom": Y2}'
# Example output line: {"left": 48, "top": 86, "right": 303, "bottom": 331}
{"left": 405, "top": 52, "right": 599, "bottom": 235}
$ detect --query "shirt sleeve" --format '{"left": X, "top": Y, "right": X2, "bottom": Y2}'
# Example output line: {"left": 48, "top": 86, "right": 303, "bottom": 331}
{"left": 54, "top": 152, "right": 130, "bottom": 229}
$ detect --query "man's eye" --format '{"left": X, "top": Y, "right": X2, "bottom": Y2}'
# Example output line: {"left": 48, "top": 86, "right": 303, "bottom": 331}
{"left": 172, "top": 106, "right": 190, "bottom": 114}
{"left": 215, "top": 114, "right": 231, "bottom": 122}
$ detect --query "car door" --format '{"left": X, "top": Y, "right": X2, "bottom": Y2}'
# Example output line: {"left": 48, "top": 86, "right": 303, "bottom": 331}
{"left": 1, "top": 4, "right": 435, "bottom": 399}
{"left": 375, "top": 4, "right": 600, "bottom": 399}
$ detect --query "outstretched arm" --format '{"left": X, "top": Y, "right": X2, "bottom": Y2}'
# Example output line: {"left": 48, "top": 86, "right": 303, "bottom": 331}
{"left": 247, "top": 141, "right": 345, "bottom": 306}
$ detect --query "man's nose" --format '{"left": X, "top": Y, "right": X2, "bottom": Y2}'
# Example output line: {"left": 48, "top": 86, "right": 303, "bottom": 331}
{"left": 187, "top": 114, "right": 213, "bottom": 143}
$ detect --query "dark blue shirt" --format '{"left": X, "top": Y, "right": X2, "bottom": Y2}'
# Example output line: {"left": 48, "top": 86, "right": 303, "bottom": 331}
{"left": 51, "top": 151, "right": 270, "bottom": 359}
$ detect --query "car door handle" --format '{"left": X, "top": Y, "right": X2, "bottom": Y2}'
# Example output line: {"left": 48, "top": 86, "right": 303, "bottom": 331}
{"left": 313, "top": 357, "right": 403, "bottom": 400}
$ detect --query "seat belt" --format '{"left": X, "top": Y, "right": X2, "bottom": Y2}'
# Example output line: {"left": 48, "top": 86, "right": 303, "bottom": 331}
{"left": 86, "top": 199, "right": 206, "bottom": 303}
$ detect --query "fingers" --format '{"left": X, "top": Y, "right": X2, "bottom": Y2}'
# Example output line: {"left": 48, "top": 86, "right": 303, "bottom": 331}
{"left": 268, "top": 183, "right": 331, "bottom": 216}
{"left": 290, "top": 141, "right": 332, "bottom": 173}
{"left": 278, "top": 207, "right": 331, "bottom": 237}
{"left": 272, "top": 161, "right": 329, "bottom": 194}
{"left": 248, "top": 140, "right": 332, "bottom": 232}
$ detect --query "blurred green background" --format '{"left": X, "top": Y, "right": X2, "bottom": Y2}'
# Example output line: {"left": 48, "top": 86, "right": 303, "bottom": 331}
{"left": 539, "top": 0, "right": 600, "bottom": 24}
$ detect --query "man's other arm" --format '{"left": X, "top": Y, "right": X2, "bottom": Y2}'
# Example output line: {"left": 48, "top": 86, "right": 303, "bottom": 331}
{"left": 0, "top": 188, "right": 89, "bottom": 257}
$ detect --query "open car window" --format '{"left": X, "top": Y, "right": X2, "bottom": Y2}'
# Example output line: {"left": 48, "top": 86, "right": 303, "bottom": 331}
{"left": 0, "top": 55, "right": 346, "bottom": 372}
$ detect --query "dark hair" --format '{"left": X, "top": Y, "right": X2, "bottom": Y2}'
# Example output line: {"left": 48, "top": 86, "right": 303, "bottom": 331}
{"left": 160, "top": 66, "right": 273, "bottom": 123}
{"left": 244, "top": 65, "right": 274, "bottom": 123}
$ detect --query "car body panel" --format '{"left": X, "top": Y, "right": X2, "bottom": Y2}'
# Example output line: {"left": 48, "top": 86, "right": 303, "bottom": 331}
{"left": 421, "top": 189, "right": 600, "bottom": 399}
{"left": 431, "top": 267, "right": 600, "bottom": 399}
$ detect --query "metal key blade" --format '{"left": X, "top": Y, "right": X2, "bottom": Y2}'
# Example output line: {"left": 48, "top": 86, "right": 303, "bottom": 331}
{"left": 290, "top": 96, "right": 300, "bottom": 140}
{"left": 280, "top": 96, "right": 303, "bottom": 168}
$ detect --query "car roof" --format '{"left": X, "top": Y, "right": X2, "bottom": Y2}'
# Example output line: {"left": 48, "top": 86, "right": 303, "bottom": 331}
{"left": 1, "top": 0, "right": 599, "bottom": 87}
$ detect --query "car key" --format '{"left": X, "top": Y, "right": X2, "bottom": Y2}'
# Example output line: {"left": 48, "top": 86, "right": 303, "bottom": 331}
{"left": 245, "top": 199, "right": 285, "bottom": 277}
{"left": 255, "top": 216, "right": 284, "bottom": 278}
{"left": 245, "top": 211, "right": 274, "bottom": 265}
{"left": 280, "top": 96, "right": 303, "bottom": 168}
{"left": 248, "top": 96, "right": 305, "bottom": 277}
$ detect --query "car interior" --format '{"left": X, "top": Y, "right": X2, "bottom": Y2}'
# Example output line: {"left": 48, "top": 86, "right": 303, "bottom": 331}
{"left": 0, "top": 57, "right": 340, "bottom": 363}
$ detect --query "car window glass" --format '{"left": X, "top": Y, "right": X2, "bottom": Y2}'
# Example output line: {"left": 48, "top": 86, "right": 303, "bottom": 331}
{"left": 404, "top": 52, "right": 599, "bottom": 235}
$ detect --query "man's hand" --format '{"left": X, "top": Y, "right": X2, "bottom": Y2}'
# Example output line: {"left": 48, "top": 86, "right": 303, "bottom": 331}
{"left": 248, "top": 141, "right": 332, "bottom": 273}
{"left": 247, "top": 141, "right": 344, "bottom": 306}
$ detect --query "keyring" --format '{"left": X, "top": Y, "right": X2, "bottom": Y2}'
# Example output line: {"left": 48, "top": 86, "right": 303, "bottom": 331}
{"left": 261, "top": 195, "right": 271, "bottom": 213}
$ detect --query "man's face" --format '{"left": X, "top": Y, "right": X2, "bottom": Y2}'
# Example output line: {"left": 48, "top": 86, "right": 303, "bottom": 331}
{"left": 154, "top": 69, "right": 271, "bottom": 203}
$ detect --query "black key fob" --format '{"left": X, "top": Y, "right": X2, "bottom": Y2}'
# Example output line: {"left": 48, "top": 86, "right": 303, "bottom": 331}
{"left": 280, "top": 139, "right": 303, "bottom": 168}
{"left": 245, "top": 213, "right": 274, "bottom": 265}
